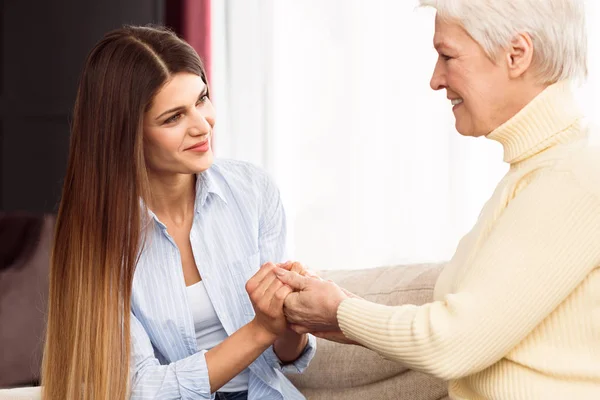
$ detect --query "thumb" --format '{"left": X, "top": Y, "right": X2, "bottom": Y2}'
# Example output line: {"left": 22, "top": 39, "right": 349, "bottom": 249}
{"left": 289, "top": 324, "right": 311, "bottom": 335}
{"left": 274, "top": 268, "right": 308, "bottom": 290}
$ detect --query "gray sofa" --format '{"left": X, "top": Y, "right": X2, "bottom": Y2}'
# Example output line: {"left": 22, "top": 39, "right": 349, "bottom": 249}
{"left": 0, "top": 213, "right": 448, "bottom": 399}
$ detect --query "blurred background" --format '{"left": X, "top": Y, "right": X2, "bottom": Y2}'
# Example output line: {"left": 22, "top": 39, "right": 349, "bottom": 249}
{"left": 2, "top": 0, "right": 599, "bottom": 270}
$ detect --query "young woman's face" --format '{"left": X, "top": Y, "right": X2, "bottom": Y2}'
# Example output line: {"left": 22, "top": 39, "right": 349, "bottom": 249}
{"left": 143, "top": 72, "right": 215, "bottom": 175}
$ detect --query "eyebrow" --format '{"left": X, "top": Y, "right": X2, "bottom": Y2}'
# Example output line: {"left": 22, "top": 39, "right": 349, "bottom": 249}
{"left": 155, "top": 87, "right": 209, "bottom": 121}
{"left": 434, "top": 41, "right": 454, "bottom": 52}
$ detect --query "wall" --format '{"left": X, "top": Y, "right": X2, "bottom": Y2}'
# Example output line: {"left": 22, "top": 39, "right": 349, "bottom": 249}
{"left": 0, "top": 0, "right": 163, "bottom": 212}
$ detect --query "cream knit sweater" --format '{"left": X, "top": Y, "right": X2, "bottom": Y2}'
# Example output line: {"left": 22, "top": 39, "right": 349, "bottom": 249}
{"left": 337, "top": 81, "right": 600, "bottom": 399}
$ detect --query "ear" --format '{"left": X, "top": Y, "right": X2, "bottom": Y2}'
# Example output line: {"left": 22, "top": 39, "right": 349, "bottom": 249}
{"left": 505, "top": 32, "right": 534, "bottom": 79}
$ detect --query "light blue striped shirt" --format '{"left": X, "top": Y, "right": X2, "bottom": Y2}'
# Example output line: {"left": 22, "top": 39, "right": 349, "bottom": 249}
{"left": 130, "top": 159, "right": 316, "bottom": 400}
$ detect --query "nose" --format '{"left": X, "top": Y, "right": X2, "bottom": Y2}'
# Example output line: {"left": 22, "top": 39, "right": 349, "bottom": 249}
{"left": 430, "top": 58, "right": 446, "bottom": 91}
{"left": 189, "top": 105, "right": 215, "bottom": 136}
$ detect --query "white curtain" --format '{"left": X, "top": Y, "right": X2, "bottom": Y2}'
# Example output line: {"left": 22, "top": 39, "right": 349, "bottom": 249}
{"left": 211, "top": 0, "right": 600, "bottom": 270}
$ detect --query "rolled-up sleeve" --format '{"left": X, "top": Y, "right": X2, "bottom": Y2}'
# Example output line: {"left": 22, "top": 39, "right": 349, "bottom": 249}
{"left": 130, "top": 313, "right": 214, "bottom": 400}
{"left": 263, "top": 333, "right": 317, "bottom": 374}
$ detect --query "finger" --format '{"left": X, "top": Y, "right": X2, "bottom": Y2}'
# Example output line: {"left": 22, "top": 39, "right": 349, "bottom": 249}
{"left": 277, "top": 261, "right": 295, "bottom": 270}
{"left": 263, "top": 275, "right": 285, "bottom": 304}
{"left": 274, "top": 268, "right": 309, "bottom": 290}
{"left": 289, "top": 324, "right": 311, "bottom": 335}
{"left": 247, "top": 262, "right": 277, "bottom": 292}
{"left": 270, "top": 283, "right": 293, "bottom": 312}
{"left": 289, "top": 262, "right": 306, "bottom": 276}
{"left": 289, "top": 324, "right": 311, "bottom": 334}
{"left": 254, "top": 269, "right": 280, "bottom": 300}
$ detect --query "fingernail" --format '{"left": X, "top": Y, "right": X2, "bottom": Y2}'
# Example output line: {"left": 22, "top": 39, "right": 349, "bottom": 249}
{"left": 274, "top": 268, "right": 286, "bottom": 276}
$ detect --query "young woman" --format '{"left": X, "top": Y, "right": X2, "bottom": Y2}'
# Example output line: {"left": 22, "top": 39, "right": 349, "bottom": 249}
{"left": 42, "top": 25, "right": 315, "bottom": 400}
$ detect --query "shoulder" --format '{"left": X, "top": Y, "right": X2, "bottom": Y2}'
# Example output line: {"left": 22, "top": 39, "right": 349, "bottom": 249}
{"left": 554, "top": 129, "right": 600, "bottom": 200}
{"left": 512, "top": 128, "right": 600, "bottom": 203}
{"left": 562, "top": 146, "right": 600, "bottom": 199}
{"left": 209, "top": 158, "right": 279, "bottom": 198}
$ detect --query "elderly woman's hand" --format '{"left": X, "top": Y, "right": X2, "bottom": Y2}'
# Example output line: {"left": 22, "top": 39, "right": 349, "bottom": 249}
{"left": 274, "top": 268, "right": 348, "bottom": 333}
{"left": 277, "top": 260, "right": 322, "bottom": 279}
{"left": 312, "top": 330, "right": 359, "bottom": 345}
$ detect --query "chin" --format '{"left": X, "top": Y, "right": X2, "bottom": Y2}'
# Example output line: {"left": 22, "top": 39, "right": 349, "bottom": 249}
{"left": 454, "top": 120, "right": 486, "bottom": 138}
{"left": 454, "top": 121, "right": 472, "bottom": 137}
{"left": 191, "top": 152, "right": 214, "bottom": 173}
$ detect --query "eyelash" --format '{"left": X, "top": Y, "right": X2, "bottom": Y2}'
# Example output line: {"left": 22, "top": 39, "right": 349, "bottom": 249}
{"left": 441, "top": 54, "right": 452, "bottom": 61}
{"left": 164, "top": 93, "right": 209, "bottom": 124}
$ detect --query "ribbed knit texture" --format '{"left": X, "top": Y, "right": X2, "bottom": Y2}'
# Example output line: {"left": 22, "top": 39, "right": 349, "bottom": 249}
{"left": 338, "top": 81, "right": 600, "bottom": 399}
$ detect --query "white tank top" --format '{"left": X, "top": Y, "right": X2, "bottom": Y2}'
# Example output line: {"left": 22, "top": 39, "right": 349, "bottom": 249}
{"left": 186, "top": 280, "right": 250, "bottom": 392}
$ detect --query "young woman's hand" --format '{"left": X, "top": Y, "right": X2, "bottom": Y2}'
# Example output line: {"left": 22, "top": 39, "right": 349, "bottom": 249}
{"left": 245, "top": 262, "right": 293, "bottom": 343}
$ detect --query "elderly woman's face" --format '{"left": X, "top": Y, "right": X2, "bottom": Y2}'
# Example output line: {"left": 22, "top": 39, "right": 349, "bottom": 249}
{"left": 430, "top": 17, "right": 511, "bottom": 137}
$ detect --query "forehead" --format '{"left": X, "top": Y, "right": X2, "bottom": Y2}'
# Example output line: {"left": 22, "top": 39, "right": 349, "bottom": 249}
{"left": 150, "top": 73, "right": 206, "bottom": 110}
{"left": 433, "top": 16, "right": 472, "bottom": 50}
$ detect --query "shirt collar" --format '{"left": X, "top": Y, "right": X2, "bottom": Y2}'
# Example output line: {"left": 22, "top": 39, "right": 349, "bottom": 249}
{"left": 143, "top": 166, "right": 229, "bottom": 228}
{"left": 195, "top": 166, "right": 228, "bottom": 212}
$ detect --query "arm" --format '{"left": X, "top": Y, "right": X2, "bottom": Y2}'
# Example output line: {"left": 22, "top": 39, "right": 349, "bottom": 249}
{"left": 257, "top": 172, "right": 316, "bottom": 371}
{"left": 130, "top": 312, "right": 213, "bottom": 400}
{"left": 204, "top": 321, "right": 276, "bottom": 391}
{"left": 130, "top": 265, "right": 296, "bottom": 399}
{"left": 336, "top": 170, "right": 600, "bottom": 380}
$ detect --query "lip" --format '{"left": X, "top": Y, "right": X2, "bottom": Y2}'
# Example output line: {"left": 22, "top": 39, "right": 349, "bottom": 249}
{"left": 185, "top": 137, "right": 210, "bottom": 152}
{"left": 448, "top": 98, "right": 463, "bottom": 111}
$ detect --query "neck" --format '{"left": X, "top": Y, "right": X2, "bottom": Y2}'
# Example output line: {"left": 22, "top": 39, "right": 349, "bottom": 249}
{"left": 146, "top": 170, "right": 196, "bottom": 224}
{"left": 498, "top": 80, "right": 548, "bottom": 129}
{"left": 486, "top": 79, "right": 584, "bottom": 164}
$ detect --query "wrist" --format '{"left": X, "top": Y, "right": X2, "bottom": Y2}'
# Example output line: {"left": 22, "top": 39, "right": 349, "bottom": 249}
{"left": 329, "top": 288, "right": 348, "bottom": 330}
{"left": 274, "top": 329, "right": 308, "bottom": 363}
{"left": 275, "top": 328, "right": 305, "bottom": 345}
{"left": 248, "top": 319, "right": 278, "bottom": 347}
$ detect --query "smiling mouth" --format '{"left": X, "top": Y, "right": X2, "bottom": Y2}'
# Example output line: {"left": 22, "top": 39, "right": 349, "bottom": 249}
{"left": 451, "top": 98, "right": 463, "bottom": 106}
{"left": 185, "top": 135, "right": 210, "bottom": 151}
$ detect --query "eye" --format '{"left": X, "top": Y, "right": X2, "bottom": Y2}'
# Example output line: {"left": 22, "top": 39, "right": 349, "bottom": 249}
{"left": 164, "top": 113, "right": 182, "bottom": 124}
{"left": 196, "top": 93, "right": 209, "bottom": 106}
{"left": 440, "top": 54, "right": 452, "bottom": 61}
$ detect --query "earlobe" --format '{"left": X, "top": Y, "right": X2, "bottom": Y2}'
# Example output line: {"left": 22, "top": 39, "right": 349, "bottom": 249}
{"left": 507, "top": 33, "right": 534, "bottom": 79}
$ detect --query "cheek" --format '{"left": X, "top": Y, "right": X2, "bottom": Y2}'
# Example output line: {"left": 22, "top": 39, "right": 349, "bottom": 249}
{"left": 145, "top": 128, "right": 184, "bottom": 154}
{"left": 143, "top": 128, "right": 187, "bottom": 168}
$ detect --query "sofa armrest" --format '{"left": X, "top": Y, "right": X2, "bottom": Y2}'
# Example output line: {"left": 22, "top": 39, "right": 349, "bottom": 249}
{"left": 0, "top": 386, "right": 42, "bottom": 400}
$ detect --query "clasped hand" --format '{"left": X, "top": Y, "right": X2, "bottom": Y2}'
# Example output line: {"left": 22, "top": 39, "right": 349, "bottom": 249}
{"left": 245, "top": 261, "right": 358, "bottom": 345}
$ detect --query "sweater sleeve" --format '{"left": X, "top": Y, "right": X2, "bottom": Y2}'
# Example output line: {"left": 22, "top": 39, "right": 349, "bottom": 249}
{"left": 337, "top": 169, "right": 600, "bottom": 380}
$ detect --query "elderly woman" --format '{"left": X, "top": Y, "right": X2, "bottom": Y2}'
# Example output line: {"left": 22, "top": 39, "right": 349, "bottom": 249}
{"left": 274, "top": 0, "right": 600, "bottom": 398}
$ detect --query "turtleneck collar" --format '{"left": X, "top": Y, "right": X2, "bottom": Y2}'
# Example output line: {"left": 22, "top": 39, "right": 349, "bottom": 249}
{"left": 486, "top": 80, "right": 584, "bottom": 164}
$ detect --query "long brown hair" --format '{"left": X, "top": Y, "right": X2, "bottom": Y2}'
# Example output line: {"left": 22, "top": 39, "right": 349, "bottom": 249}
{"left": 42, "top": 26, "right": 207, "bottom": 400}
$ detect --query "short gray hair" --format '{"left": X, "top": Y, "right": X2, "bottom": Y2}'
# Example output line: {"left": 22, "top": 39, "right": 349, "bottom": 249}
{"left": 419, "top": 0, "right": 588, "bottom": 84}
